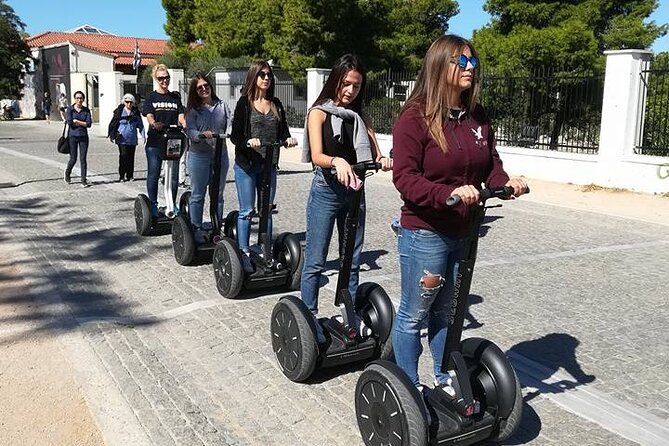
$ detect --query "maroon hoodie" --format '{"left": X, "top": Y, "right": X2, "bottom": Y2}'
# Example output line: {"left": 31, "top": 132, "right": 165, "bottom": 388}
{"left": 392, "top": 103, "right": 509, "bottom": 239}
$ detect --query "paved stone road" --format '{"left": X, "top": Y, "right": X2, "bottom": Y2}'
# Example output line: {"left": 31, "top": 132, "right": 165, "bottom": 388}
{"left": 1, "top": 120, "right": 668, "bottom": 445}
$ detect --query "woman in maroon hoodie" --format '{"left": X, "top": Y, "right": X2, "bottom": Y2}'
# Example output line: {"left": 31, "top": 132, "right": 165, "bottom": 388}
{"left": 391, "top": 35, "right": 528, "bottom": 391}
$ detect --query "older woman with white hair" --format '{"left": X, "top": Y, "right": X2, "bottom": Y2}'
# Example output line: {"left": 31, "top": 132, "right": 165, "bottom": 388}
{"left": 110, "top": 93, "right": 145, "bottom": 181}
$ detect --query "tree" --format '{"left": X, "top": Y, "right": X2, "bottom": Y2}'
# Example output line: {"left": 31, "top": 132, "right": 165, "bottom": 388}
{"left": 473, "top": 0, "right": 668, "bottom": 74}
{"left": 472, "top": 0, "right": 668, "bottom": 151}
{"left": 0, "top": 0, "right": 32, "bottom": 98}
{"left": 160, "top": 0, "right": 458, "bottom": 78}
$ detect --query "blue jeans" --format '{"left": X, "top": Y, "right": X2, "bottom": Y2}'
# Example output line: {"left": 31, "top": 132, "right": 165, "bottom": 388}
{"left": 392, "top": 225, "right": 463, "bottom": 386}
{"left": 66, "top": 135, "right": 89, "bottom": 182}
{"left": 188, "top": 150, "right": 229, "bottom": 229}
{"left": 233, "top": 162, "right": 277, "bottom": 252}
{"left": 146, "top": 145, "right": 178, "bottom": 216}
{"left": 300, "top": 167, "right": 366, "bottom": 314}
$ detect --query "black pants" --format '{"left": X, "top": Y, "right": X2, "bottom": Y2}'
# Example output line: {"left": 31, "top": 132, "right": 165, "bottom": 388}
{"left": 117, "top": 144, "right": 136, "bottom": 180}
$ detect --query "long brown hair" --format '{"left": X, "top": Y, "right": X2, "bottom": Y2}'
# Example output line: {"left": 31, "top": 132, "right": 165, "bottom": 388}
{"left": 186, "top": 73, "right": 219, "bottom": 114}
{"left": 241, "top": 61, "right": 278, "bottom": 118}
{"left": 402, "top": 35, "right": 481, "bottom": 152}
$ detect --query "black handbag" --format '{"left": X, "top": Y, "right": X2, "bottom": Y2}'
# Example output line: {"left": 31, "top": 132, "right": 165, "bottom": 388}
{"left": 57, "top": 122, "right": 69, "bottom": 154}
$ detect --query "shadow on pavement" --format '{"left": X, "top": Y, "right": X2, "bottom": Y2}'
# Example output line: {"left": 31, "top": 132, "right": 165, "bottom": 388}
{"left": 0, "top": 196, "right": 162, "bottom": 344}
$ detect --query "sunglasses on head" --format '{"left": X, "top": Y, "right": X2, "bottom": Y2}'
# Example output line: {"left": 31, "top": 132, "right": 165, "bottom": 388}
{"left": 257, "top": 71, "right": 273, "bottom": 80}
{"left": 157, "top": 75, "right": 171, "bottom": 82}
{"left": 453, "top": 54, "right": 478, "bottom": 69}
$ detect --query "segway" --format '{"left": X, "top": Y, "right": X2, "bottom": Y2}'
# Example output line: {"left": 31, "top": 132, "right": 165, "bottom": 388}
{"left": 212, "top": 140, "right": 303, "bottom": 299}
{"left": 354, "top": 186, "right": 526, "bottom": 446}
{"left": 270, "top": 161, "right": 395, "bottom": 383}
{"left": 134, "top": 125, "right": 188, "bottom": 236}
{"left": 172, "top": 133, "right": 227, "bottom": 265}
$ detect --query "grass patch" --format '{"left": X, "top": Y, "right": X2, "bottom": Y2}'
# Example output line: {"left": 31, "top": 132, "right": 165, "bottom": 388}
{"left": 578, "top": 183, "right": 628, "bottom": 193}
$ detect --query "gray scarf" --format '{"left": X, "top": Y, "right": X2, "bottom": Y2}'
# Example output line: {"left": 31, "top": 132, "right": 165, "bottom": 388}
{"left": 301, "top": 99, "right": 372, "bottom": 163}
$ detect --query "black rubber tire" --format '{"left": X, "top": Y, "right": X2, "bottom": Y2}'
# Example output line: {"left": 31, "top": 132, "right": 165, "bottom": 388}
{"left": 224, "top": 210, "right": 239, "bottom": 240}
{"left": 460, "top": 337, "right": 523, "bottom": 443}
{"left": 172, "top": 215, "right": 195, "bottom": 266}
{"left": 212, "top": 237, "right": 244, "bottom": 298}
{"left": 134, "top": 194, "right": 152, "bottom": 236}
{"left": 178, "top": 191, "right": 191, "bottom": 218}
{"left": 355, "top": 360, "right": 428, "bottom": 446}
{"left": 273, "top": 232, "right": 304, "bottom": 290}
{"left": 270, "top": 295, "right": 318, "bottom": 382}
{"left": 355, "top": 283, "right": 395, "bottom": 359}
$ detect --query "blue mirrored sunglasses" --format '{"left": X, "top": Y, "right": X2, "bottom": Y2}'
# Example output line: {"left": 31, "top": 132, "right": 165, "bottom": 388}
{"left": 455, "top": 54, "right": 478, "bottom": 69}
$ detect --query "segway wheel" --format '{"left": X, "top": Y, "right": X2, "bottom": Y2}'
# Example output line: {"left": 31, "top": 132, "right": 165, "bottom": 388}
{"left": 172, "top": 215, "right": 195, "bottom": 266}
{"left": 270, "top": 295, "right": 318, "bottom": 382}
{"left": 355, "top": 361, "right": 428, "bottom": 446}
{"left": 212, "top": 237, "right": 244, "bottom": 298}
{"left": 355, "top": 283, "right": 395, "bottom": 359}
{"left": 224, "top": 210, "right": 239, "bottom": 240}
{"left": 134, "top": 194, "right": 152, "bottom": 236}
{"left": 178, "top": 191, "right": 191, "bottom": 218}
{"left": 273, "top": 232, "right": 304, "bottom": 290}
{"left": 461, "top": 337, "right": 523, "bottom": 442}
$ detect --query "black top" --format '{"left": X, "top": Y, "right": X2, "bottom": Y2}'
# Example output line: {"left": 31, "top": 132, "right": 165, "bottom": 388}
{"left": 141, "top": 90, "right": 184, "bottom": 147}
{"left": 322, "top": 114, "right": 356, "bottom": 165}
{"left": 230, "top": 96, "right": 291, "bottom": 170}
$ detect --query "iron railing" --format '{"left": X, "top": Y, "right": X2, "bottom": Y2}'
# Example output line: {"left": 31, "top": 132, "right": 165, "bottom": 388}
{"left": 636, "top": 62, "right": 669, "bottom": 157}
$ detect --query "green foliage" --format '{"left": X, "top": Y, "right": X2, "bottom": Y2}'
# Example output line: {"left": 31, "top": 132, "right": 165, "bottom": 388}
{"left": 0, "top": 0, "right": 32, "bottom": 98}
{"left": 473, "top": 0, "right": 667, "bottom": 152}
{"left": 160, "top": 0, "right": 458, "bottom": 78}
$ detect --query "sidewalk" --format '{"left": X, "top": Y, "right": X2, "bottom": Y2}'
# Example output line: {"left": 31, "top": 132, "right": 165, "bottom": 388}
{"left": 1, "top": 119, "right": 668, "bottom": 445}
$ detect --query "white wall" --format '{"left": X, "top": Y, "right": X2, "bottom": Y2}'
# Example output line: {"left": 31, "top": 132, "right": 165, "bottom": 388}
{"left": 70, "top": 45, "right": 113, "bottom": 74}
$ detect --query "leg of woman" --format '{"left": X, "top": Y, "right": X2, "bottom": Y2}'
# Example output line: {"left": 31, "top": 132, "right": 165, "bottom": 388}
{"left": 65, "top": 136, "right": 78, "bottom": 181}
{"left": 392, "top": 228, "right": 453, "bottom": 387}
{"left": 145, "top": 145, "right": 162, "bottom": 216}
{"left": 427, "top": 239, "right": 463, "bottom": 385}
{"left": 188, "top": 150, "right": 210, "bottom": 229}
{"left": 233, "top": 163, "right": 256, "bottom": 253}
{"left": 300, "top": 169, "right": 340, "bottom": 314}
{"left": 79, "top": 136, "right": 89, "bottom": 185}
{"left": 127, "top": 145, "right": 136, "bottom": 180}
{"left": 117, "top": 144, "right": 125, "bottom": 181}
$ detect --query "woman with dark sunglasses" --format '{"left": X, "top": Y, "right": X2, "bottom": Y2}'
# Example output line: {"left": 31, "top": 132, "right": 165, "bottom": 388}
{"left": 109, "top": 93, "right": 145, "bottom": 182}
{"left": 141, "top": 64, "right": 186, "bottom": 216}
{"left": 391, "top": 35, "right": 528, "bottom": 392}
{"left": 229, "top": 61, "right": 297, "bottom": 272}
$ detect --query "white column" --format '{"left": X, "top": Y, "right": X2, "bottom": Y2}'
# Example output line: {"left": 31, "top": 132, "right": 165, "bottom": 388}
{"left": 598, "top": 50, "right": 653, "bottom": 184}
{"left": 306, "top": 68, "right": 331, "bottom": 110}
{"left": 97, "top": 71, "right": 123, "bottom": 137}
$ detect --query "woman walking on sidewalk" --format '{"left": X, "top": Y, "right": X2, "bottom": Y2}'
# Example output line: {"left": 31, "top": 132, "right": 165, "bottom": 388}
{"left": 110, "top": 93, "right": 144, "bottom": 182}
{"left": 64, "top": 91, "right": 93, "bottom": 187}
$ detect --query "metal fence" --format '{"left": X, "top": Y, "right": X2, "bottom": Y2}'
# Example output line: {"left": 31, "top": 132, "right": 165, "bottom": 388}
{"left": 480, "top": 69, "right": 604, "bottom": 154}
{"left": 363, "top": 71, "right": 416, "bottom": 134}
{"left": 636, "top": 62, "right": 669, "bottom": 156}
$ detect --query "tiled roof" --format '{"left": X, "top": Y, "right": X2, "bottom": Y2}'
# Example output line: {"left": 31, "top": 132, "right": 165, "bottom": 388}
{"left": 26, "top": 32, "right": 169, "bottom": 66}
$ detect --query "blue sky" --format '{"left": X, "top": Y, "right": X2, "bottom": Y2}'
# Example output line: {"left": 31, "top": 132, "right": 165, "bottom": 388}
{"left": 8, "top": 0, "right": 669, "bottom": 53}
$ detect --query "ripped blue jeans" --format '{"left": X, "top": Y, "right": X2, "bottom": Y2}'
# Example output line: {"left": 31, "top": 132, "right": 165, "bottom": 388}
{"left": 392, "top": 225, "right": 463, "bottom": 387}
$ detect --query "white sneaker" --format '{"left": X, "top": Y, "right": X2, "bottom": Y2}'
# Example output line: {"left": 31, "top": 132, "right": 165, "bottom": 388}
{"left": 354, "top": 315, "right": 373, "bottom": 337}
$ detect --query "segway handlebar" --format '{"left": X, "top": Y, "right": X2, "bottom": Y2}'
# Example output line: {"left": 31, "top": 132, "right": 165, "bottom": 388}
{"left": 198, "top": 133, "right": 228, "bottom": 139}
{"left": 447, "top": 185, "right": 531, "bottom": 206}
{"left": 246, "top": 140, "right": 289, "bottom": 148}
{"left": 330, "top": 160, "right": 381, "bottom": 175}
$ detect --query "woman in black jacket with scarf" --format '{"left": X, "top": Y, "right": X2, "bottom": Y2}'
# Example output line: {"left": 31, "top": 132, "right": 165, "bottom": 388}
{"left": 108, "top": 93, "right": 145, "bottom": 182}
{"left": 230, "top": 61, "right": 297, "bottom": 272}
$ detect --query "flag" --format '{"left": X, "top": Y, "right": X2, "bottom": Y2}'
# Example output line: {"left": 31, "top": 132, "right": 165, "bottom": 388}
{"left": 132, "top": 40, "right": 141, "bottom": 72}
